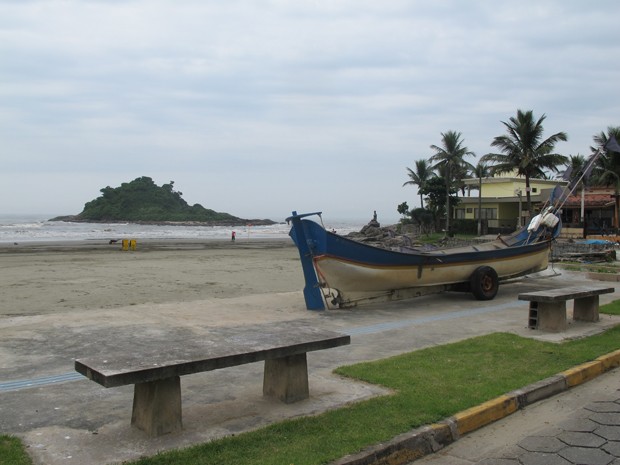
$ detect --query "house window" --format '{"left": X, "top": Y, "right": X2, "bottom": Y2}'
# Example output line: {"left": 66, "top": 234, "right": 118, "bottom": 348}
{"left": 532, "top": 188, "right": 538, "bottom": 193}
{"left": 455, "top": 208, "right": 465, "bottom": 219}
{"left": 475, "top": 208, "right": 497, "bottom": 219}
{"left": 466, "top": 208, "right": 473, "bottom": 213}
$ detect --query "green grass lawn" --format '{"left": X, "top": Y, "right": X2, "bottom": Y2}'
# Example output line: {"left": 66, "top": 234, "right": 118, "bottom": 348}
{"left": 0, "top": 436, "right": 32, "bottom": 465}
{"left": 601, "top": 299, "right": 620, "bottom": 315}
{"left": 3, "top": 310, "right": 619, "bottom": 465}
{"left": 123, "top": 327, "right": 620, "bottom": 465}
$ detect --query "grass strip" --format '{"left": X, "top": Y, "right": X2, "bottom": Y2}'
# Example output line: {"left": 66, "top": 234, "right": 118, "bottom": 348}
{"left": 3, "top": 320, "right": 620, "bottom": 465}
{"left": 0, "top": 435, "right": 32, "bottom": 465}
{"left": 130, "top": 325, "right": 620, "bottom": 465}
{"left": 601, "top": 299, "right": 620, "bottom": 315}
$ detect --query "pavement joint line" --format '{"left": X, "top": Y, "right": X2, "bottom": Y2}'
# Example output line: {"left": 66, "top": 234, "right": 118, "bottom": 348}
{"left": 0, "top": 301, "right": 517, "bottom": 392}
{"left": 0, "top": 371, "right": 84, "bottom": 392}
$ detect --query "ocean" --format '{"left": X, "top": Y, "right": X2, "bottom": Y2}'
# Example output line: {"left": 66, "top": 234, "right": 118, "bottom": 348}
{"left": 0, "top": 214, "right": 366, "bottom": 243}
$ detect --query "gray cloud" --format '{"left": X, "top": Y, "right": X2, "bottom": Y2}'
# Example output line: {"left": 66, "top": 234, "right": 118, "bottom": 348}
{"left": 1, "top": 0, "right": 619, "bottom": 221}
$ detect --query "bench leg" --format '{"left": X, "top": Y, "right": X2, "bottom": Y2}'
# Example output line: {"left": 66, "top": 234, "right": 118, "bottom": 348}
{"left": 573, "top": 295, "right": 600, "bottom": 322}
{"left": 131, "top": 376, "right": 182, "bottom": 437}
{"left": 263, "top": 353, "right": 309, "bottom": 404}
{"left": 536, "top": 301, "right": 567, "bottom": 332}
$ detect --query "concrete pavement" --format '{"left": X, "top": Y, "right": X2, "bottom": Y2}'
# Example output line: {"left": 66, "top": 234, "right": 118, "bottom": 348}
{"left": 1, "top": 269, "right": 619, "bottom": 465}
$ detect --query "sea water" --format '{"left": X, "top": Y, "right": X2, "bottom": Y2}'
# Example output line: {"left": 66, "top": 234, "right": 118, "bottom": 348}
{"left": 0, "top": 214, "right": 365, "bottom": 243}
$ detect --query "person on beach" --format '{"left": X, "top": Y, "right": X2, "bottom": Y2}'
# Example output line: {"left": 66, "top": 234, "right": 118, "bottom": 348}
{"left": 231, "top": 231, "right": 236, "bottom": 242}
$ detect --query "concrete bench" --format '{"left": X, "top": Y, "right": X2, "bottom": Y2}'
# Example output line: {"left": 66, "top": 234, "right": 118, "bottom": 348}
{"left": 75, "top": 325, "right": 350, "bottom": 437}
{"left": 518, "top": 286, "right": 615, "bottom": 332}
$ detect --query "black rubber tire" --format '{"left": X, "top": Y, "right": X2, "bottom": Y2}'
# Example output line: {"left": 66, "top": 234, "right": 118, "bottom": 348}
{"left": 470, "top": 266, "right": 499, "bottom": 300}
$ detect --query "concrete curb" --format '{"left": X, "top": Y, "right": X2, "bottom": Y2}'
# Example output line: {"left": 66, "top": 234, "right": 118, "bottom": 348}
{"left": 332, "top": 349, "right": 620, "bottom": 465}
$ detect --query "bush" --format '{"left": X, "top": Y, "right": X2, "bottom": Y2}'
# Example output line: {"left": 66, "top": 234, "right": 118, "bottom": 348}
{"left": 451, "top": 218, "right": 477, "bottom": 235}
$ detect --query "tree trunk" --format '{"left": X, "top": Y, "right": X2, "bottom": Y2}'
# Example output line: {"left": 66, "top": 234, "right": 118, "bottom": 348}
{"left": 477, "top": 177, "right": 482, "bottom": 236}
{"left": 580, "top": 186, "right": 585, "bottom": 223}
{"left": 614, "top": 184, "right": 620, "bottom": 230}
{"left": 445, "top": 178, "right": 450, "bottom": 236}
{"left": 525, "top": 175, "right": 532, "bottom": 222}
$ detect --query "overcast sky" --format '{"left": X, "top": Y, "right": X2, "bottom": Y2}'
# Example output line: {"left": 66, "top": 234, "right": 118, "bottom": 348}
{"left": 1, "top": 1, "right": 619, "bottom": 222}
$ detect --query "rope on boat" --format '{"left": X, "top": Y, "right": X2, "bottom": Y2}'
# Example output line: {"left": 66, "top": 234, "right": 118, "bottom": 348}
{"left": 313, "top": 260, "right": 340, "bottom": 308}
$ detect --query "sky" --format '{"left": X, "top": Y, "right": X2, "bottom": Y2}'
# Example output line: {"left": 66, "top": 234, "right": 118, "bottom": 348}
{"left": 1, "top": 1, "right": 619, "bottom": 223}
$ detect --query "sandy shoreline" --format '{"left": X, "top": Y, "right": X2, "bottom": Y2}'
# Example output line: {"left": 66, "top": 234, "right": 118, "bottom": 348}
{"left": 0, "top": 236, "right": 294, "bottom": 251}
{"left": 1, "top": 238, "right": 303, "bottom": 317}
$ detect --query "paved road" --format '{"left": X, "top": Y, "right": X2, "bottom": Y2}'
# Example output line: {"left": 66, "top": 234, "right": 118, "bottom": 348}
{"left": 415, "top": 359, "right": 620, "bottom": 465}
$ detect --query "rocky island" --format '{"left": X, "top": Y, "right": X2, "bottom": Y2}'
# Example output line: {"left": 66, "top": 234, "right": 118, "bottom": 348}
{"left": 50, "top": 176, "right": 275, "bottom": 226}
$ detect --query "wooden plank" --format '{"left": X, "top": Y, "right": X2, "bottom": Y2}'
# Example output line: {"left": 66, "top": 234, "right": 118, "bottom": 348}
{"left": 75, "top": 324, "right": 350, "bottom": 388}
{"left": 518, "top": 286, "right": 614, "bottom": 302}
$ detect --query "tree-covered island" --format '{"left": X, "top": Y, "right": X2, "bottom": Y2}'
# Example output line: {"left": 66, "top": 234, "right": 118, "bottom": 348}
{"left": 50, "top": 176, "right": 275, "bottom": 226}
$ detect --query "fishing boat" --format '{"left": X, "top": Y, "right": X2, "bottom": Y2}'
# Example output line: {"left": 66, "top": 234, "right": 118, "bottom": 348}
{"left": 287, "top": 207, "right": 561, "bottom": 310}
{"left": 286, "top": 137, "right": 620, "bottom": 310}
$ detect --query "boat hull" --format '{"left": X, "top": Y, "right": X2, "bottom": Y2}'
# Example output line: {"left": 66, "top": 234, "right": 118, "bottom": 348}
{"left": 287, "top": 211, "right": 558, "bottom": 310}
{"left": 314, "top": 244, "right": 549, "bottom": 294}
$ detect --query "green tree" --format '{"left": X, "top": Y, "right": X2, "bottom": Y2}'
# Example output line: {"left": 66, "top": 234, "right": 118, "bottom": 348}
{"left": 410, "top": 207, "right": 435, "bottom": 234}
{"left": 481, "top": 110, "right": 567, "bottom": 221}
{"left": 419, "top": 176, "right": 460, "bottom": 231}
{"left": 590, "top": 126, "right": 620, "bottom": 228}
{"left": 403, "top": 159, "right": 433, "bottom": 209}
{"left": 397, "top": 202, "right": 409, "bottom": 220}
{"left": 429, "top": 131, "right": 475, "bottom": 235}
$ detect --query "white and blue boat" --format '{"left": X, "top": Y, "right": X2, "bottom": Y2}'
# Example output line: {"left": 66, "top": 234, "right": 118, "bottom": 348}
{"left": 287, "top": 208, "right": 561, "bottom": 310}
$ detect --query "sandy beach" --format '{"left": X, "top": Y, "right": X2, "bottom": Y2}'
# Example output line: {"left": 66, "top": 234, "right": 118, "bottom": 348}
{"left": 0, "top": 238, "right": 304, "bottom": 317}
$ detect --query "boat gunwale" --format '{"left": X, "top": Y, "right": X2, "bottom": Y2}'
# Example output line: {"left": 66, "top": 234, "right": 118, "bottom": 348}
{"left": 319, "top": 228, "right": 553, "bottom": 267}
{"left": 312, "top": 243, "right": 551, "bottom": 272}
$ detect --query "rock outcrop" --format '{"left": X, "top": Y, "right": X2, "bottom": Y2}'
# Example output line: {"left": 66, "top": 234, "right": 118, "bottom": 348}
{"left": 345, "top": 218, "right": 421, "bottom": 250}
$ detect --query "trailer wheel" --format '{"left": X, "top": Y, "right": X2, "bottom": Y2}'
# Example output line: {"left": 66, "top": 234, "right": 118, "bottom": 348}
{"left": 470, "top": 266, "right": 499, "bottom": 300}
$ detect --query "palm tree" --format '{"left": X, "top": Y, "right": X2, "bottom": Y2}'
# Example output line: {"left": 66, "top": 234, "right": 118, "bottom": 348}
{"left": 453, "top": 162, "right": 471, "bottom": 197}
{"left": 481, "top": 110, "right": 567, "bottom": 221}
{"left": 429, "top": 130, "right": 475, "bottom": 234}
{"left": 472, "top": 161, "right": 491, "bottom": 235}
{"left": 590, "top": 126, "right": 620, "bottom": 229}
{"left": 592, "top": 127, "right": 620, "bottom": 153}
{"left": 403, "top": 159, "right": 433, "bottom": 209}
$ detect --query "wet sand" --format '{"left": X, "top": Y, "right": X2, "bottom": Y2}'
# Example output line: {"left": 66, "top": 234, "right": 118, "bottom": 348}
{"left": 0, "top": 238, "right": 304, "bottom": 317}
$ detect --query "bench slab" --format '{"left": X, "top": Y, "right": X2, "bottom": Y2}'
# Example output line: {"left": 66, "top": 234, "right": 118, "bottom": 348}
{"left": 75, "top": 324, "right": 350, "bottom": 436}
{"left": 519, "top": 286, "right": 615, "bottom": 332}
{"left": 75, "top": 325, "right": 349, "bottom": 387}
{"left": 517, "top": 285, "right": 614, "bottom": 302}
